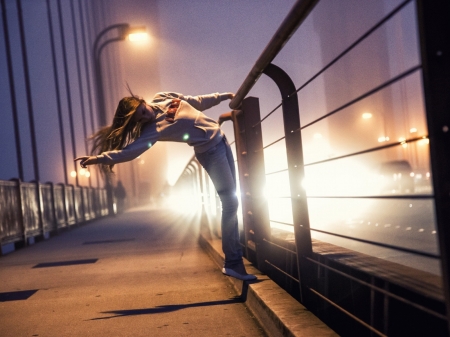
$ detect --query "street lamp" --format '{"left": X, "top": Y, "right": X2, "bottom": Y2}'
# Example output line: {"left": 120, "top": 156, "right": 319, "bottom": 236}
{"left": 93, "top": 23, "right": 147, "bottom": 126}
{"left": 93, "top": 23, "right": 147, "bottom": 215}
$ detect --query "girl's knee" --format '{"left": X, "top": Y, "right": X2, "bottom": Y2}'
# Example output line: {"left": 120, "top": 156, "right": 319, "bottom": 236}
{"left": 220, "top": 192, "right": 239, "bottom": 210}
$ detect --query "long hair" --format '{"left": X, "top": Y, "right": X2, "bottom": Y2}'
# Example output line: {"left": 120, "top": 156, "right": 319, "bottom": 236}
{"left": 90, "top": 92, "right": 146, "bottom": 173}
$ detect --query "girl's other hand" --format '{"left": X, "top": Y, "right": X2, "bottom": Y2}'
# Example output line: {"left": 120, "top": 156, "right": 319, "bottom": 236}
{"left": 74, "top": 156, "right": 97, "bottom": 168}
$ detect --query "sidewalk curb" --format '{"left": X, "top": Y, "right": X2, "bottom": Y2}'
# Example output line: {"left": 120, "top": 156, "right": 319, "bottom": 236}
{"left": 199, "top": 234, "right": 338, "bottom": 337}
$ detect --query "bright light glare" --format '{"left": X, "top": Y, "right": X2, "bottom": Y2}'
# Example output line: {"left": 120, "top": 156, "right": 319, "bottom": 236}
{"left": 264, "top": 172, "right": 291, "bottom": 199}
{"left": 410, "top": 127, "right": 418, "bottom": 133}
{"left": 128, "top": 32, "right": 149, "bottom": 42}
{"left": 70, "top": 171, "right": 76, "bottom": 178}
{"left": 163, "top": 192, "right": 200, "bottom": 214}
{"left": 419, "top": 137, "right": 429, "bottom": 145}
{"left": 303, "top": 159, "right": 379, "bottom": 197}
{"left": 362, "top": 112, "right": 372, "bottom": 119}
{"left": 378, "top": 136, "right": 390, "bottom": 142}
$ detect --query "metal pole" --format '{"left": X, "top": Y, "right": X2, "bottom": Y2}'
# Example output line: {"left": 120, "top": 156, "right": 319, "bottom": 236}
{"left": 416, "top": 0, "right": 450, "bottom": 333}
{"left": 17, "top": 0, "right": 44, "bottom": 239}
{"left": 77, "top": 0, "right": 93, "bottom": 187}
{"left": 94, "top": 36, "right": 125, "bottom": 216}
{"left": 56, "top": 0, "right": 78, "bottom": 187}
{"left": 92, "top": 23, "right": 129, "bottom": 126}
{"left": 228, "top": 110, "right": 254, "bottom": 256}
{"left": 70, "top": 0, "right": 89, "bottom": 164}
{"left": 81, "top": 0, "right": 100, "bottom": 187}
{"left": 263, "top": 63, "right": 312, "bottom": 303}
{"left": 16, "top": 0, "right": 40, "bottom": 182}
{"left": 1, "top": 0, "right": 23, "bottom": 181}
{"left": 46, "top": 0, "right": 68, "bottom": 185}
{"left": 238, "top": 98, "right": 271, "bottom": 272}
{"left": 94, "top": 36, "right": 123, "bottom": 126}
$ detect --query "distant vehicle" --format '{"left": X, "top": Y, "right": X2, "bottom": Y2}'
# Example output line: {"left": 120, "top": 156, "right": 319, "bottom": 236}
{"left": 379, "top": 160, "right": 415, "bottom": 194}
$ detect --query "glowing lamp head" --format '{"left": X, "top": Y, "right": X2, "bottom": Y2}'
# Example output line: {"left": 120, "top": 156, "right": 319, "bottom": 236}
{"left": 128, "top": 32, "right": 149, "bottom": 42}
{"left": 126, "top": 26, "right": 148, "bottom": 42}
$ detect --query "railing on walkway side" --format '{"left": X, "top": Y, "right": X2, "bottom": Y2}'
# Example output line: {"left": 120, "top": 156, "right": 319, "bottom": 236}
{"left": 173, "top": 0, "right": 450, "bottom": 336}
{"left": 0, "top": 179, "right": 108, "bottom": 253}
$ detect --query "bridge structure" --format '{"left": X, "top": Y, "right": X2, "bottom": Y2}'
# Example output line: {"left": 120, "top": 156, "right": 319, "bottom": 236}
{"left": 1, "top": 0, "right": 449, "bottom": 336}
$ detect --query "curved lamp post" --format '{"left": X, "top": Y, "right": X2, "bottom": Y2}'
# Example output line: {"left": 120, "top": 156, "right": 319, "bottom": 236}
{"left": 93, "top": 23, "right": 147, "bottom": 214}
{"left": 93, "top": 23, "right": 147, "bottom": 126}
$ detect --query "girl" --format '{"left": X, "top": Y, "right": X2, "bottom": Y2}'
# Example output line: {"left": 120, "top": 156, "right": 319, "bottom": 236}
{"left": 75, "top": 91, "right": 256, "bottom": 281}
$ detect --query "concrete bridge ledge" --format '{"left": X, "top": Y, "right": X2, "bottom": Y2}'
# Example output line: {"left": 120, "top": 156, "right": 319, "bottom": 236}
{"left": 199, "top": 234, "right": 338, "bottom": 337}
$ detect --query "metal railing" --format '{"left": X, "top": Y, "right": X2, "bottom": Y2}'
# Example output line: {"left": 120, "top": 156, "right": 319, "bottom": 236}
{"left": 173, "top": 0, "right": 450, "bottom": 336}
{"left": 0, "top": 179, "right": 108, "bottom": 252}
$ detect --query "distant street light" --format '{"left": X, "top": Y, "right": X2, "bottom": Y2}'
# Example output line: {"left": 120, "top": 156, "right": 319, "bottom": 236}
{"left": 93, "top": 23, "right": 147, "bottom": 126}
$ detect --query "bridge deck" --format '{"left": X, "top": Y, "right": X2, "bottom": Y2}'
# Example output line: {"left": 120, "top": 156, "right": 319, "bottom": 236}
{"left": 0, "top": 206, "right": 267, "bottom": 337}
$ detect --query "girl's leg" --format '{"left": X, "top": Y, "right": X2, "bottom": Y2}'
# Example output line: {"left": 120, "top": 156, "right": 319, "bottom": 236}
{"left": 196, "top": 137, "right": 243, "bottom": 267}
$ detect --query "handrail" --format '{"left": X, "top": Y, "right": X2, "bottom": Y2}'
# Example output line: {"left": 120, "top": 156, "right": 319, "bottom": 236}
{"left": 229, "top": 0, "right": 319, "bottom": 110}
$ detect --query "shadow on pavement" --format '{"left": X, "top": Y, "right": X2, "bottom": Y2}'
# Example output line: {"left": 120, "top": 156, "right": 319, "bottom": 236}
{"left": 89, "top": 296, "right": 244, "bottom": 320}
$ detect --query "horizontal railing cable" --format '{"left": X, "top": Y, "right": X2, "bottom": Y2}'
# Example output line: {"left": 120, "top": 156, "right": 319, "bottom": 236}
{"left": 254, "top": 103, "right": 282, "bottom": 128}
{"left": 263, "top": 237, "right": 297, "bottom": 255}
{"left": 265, "top": 168, "right": 289, "bottom": 176}
{"left": 290, "top": 0, "right": 413, "bottom": 99}
{"left": 263, "top": 237, "right": 446, "bottom": 320}
{"left": 263, "top": 192, "right": 433, "bottom": 199}
{"left": 308, "top": 287, "right": 388, "bottom": 337}
{"left": 297, "top": 65, "right": 422, "bottom": 132}
{"left": 267, "top": 220, "right": 439, "bottom": 258}
{"left": 306, "top": 194, "right": 434, "bottom": 200}
{"left": 265, "top": 259, "right": 300, "bottom": 282}
{"left": 306, "top": 257, "right": 448, "bottom": 320}
{"left": 269, "top": 219, "right": 294, "bottom": 227}
{"left": 303, "top": 134, "right": 428, "bottom": 167}
{"left": 310, "top": 227, "right": 440, "bottom": 259}
{"left": 234, "top": 0, "right": 413, "bottom": 126}
{"left": 262, "top": 136, "right": 286, "bottom": 150}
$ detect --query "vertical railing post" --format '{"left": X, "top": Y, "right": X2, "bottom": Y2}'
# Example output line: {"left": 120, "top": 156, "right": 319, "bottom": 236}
{"left": 232, "top": 109, "right": 253, "bottom": 259}
{"left": 416, "top": 0, "right": 450, "bottom": 332}
{"left": 233, "top": 98, "right": 271, "bottom": 272}
{"left": 263, "top": 63, "right": 312, "bottom": 303}
{"left": 35, "top": 181, "right": 44, "bottom": 239}
{"left": 48, "top": 182, "right": 57, "bottom": 234}
{"left": 59, "top": 183, "right": 68, "bottom": 229}
{"left": 10, "top": 178, "right": 25, "bottom": 244}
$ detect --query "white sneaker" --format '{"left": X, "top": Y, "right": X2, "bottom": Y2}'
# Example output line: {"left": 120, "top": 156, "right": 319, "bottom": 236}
{"left": 222, "top": 264, "right": 257, "bottom": 281}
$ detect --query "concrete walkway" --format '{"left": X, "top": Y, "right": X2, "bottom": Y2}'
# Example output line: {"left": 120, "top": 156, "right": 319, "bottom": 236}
{"left": 0, "top": 206, "right": 266, "bottom": 337}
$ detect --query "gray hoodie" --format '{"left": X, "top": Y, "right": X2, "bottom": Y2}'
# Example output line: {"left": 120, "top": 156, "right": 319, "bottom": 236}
{"left": 96, "top": 92, "right": 230, "bottom": 165}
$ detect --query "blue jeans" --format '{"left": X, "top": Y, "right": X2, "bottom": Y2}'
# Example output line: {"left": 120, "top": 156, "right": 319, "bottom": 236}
{"left": 195, "top": 136, "right": 243, "bottom": 268}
